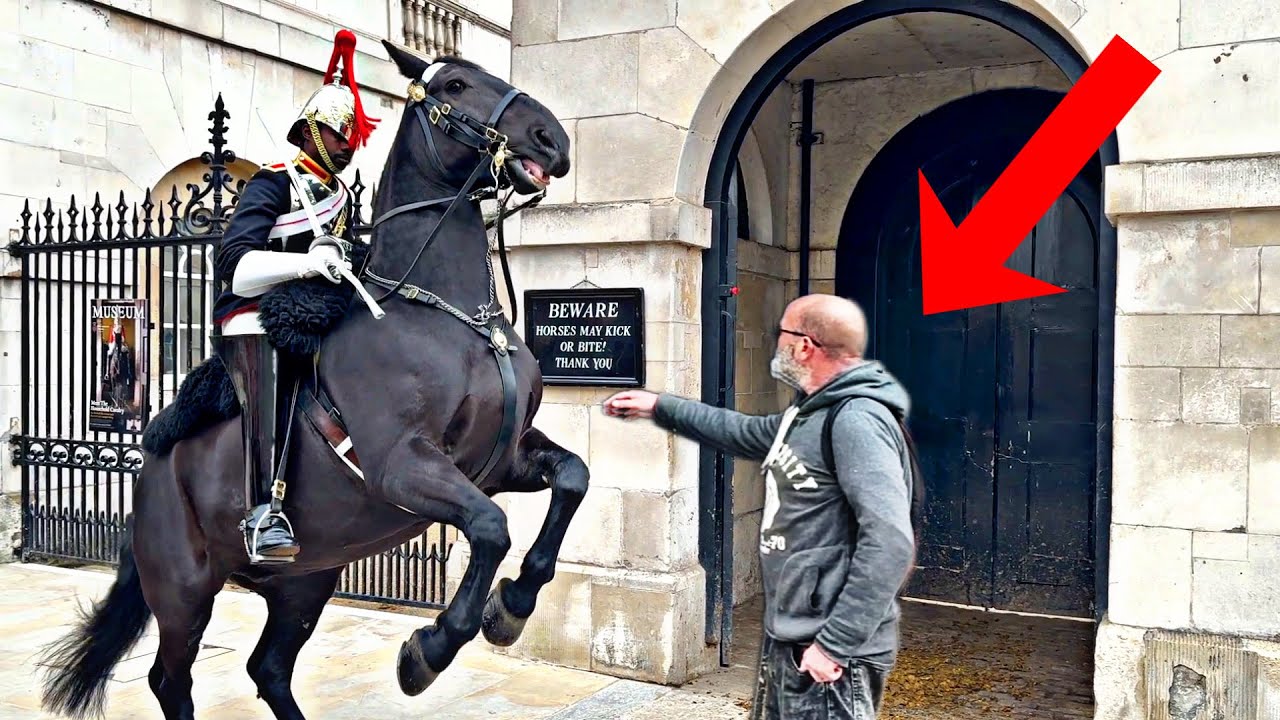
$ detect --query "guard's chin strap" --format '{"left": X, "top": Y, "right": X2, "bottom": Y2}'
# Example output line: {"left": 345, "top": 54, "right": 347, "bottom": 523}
{"left": 307, "top": 117, "right": 342, "bottom": 176}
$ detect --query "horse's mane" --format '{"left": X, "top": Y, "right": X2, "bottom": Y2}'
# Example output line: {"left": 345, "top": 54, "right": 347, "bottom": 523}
{"left": 434, "top": 55, "right": 486, "bottom": 72}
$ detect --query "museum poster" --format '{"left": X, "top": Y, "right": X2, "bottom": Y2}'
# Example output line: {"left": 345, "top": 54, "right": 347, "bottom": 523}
{"left": 89, "top": 298, "right": 149, "bottom": 434}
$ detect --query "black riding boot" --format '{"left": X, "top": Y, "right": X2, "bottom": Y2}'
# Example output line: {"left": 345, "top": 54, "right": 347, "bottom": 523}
{"left": 213, "top": 331, "right": 300, "bottom": 564}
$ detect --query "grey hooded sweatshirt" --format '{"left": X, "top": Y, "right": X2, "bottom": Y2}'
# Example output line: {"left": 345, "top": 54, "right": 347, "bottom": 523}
{"left": 653, "top": 360, "right": 915, "bottom": 668}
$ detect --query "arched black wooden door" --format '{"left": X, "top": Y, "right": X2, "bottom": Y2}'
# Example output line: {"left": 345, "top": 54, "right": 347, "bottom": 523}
{"left": 837, "top": 88, "right": 1101, "bottom": 617}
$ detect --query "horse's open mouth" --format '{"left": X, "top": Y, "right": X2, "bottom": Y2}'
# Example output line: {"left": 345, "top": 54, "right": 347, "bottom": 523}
{"left": 506, "top": 157, "right": 550, "bottom": 191}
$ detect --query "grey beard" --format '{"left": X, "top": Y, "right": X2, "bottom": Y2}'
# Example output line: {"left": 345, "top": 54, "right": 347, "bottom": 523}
{"left": 769, "top": 349, "right": 807, "bottom": 392}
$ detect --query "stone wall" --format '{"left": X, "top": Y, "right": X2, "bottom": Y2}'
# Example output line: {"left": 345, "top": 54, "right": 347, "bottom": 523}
{"left": 749, "top": 84, "right": 794, "bottom": 249}
{"left": 503, "top": 0, "right": 725, "bottom": 683}
{"left": 0, "top": 0, "right": 512, "bottom": 236}
{"left": 731, "top": 239, "right": 790, "bottom": 605}
{"left": 461, "top": 237, "right": 712, "bottom": 683}
{"left": 791, "top": 59, "right": 1069, "bottom": 252}
{"left": 724, "top": 80, "right": 795, "bottom": 605}
{"left": 1102, "top": 157, "right": 1280, "bottom": 718}
{"left": 0, "top": 0, "right": 422, "bottom": 232}
{"left": 0, "top": 417, "right": 17, "bottom": 562}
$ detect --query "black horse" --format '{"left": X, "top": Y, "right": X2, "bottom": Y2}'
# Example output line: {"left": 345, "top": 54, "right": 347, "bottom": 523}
{"left": 39, "top": 41, "right": 579, "bottom": 720}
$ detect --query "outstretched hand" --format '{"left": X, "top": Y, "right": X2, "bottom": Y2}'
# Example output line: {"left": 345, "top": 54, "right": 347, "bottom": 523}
{"left": 602, "top": 390, "right": 659, "bottom": 420}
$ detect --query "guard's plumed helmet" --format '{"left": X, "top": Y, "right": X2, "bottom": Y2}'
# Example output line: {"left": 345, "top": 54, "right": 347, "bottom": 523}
{"left": 288, "top": 29, "right": 380, "bottom": 151}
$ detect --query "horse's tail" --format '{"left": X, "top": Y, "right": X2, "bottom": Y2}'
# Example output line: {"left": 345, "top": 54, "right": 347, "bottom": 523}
{"left": 40, "top": 516, "right": 152, "bottom": 719}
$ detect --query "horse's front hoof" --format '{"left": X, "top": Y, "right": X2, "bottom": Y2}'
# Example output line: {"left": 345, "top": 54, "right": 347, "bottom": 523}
{"left": 481, "top": 578, "right": 529, "bottom": 647}
{"left": 396, "top": 634, "right": 440, "bottom": 697}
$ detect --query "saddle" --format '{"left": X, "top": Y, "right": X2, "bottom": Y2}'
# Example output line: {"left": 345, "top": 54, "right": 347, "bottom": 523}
{"left": 142, "top": 249, "right": 366, "bottom": 478}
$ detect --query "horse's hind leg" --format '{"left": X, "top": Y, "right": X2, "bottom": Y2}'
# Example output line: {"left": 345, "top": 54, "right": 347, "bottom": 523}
{"left": 146, "top": 594, "right": 216, "bottom": 720}
{"left": 482, "top": 428, "right": 588, "bottom": 646}
{"left": 247, "top": 569, "right": 342, "bottom": 720}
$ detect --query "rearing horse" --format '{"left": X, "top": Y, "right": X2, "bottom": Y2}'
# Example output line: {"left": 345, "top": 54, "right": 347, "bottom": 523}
{"left": 39, "top": 42, "right": 579, "bottom": 720}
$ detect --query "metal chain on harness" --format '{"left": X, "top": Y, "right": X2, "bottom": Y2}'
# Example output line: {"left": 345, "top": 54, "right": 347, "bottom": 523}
{"left": 362, "top": 260, "right": 499, "bottom": 329}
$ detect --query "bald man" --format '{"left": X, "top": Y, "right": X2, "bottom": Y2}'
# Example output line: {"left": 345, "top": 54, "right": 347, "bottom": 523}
{"left": 605, "top": 294, "right": 916, "bottom": 720}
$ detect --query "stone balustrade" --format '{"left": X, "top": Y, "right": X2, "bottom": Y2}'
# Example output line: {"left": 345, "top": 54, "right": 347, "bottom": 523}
{"left": 402, "top": 0, "right": 462, "bottom": 56}
{"left": 399, "top": 0, "right": 510, "bottom": 58}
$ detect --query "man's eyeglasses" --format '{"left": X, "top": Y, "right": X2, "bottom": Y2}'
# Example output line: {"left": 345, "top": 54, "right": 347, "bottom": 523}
{"left": 775, "top": 326, "right": 823, "bottom": 347}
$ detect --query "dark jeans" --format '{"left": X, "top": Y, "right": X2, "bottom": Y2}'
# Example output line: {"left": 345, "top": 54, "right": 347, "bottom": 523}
{"left": 753, "top": 637, "right": 886, "bottom": 720}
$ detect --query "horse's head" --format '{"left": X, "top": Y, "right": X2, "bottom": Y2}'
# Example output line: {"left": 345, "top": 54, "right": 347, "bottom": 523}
{"left": 382, "top": 41, "right": 570, "bottom": 195}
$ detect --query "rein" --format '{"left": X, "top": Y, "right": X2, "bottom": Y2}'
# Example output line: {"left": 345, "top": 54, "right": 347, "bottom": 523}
{"left": 366, "top": 80, "right": 533, "bottom": 323}
{"left": 355, "top": 68, "right": 541, "bottom": 486}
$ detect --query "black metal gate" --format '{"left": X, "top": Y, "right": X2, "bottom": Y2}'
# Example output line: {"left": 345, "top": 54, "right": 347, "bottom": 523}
{"left": 7, "top": 95, "right": 453, "bottom": 610}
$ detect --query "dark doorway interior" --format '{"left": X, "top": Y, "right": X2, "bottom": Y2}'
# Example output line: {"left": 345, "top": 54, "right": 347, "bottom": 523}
{"left": 836, "top": 88, "right": 1103, "bottom": 618}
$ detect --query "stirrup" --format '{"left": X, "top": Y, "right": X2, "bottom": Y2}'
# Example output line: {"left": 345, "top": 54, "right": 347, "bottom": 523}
{"left": 240, "top": 507, "right": 299, "bottom": 565}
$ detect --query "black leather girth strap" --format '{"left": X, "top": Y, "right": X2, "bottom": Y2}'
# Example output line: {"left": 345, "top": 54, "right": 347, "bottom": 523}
{"left": 360, "top": 276, "right": 519, "bottom": 485}
{"left": 478, "top": 325, "right": 519, "bottom": 484}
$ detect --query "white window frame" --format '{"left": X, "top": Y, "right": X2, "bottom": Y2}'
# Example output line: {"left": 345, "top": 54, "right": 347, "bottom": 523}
{"left": 160, "top": 246, "right": 214, "bottom": 388}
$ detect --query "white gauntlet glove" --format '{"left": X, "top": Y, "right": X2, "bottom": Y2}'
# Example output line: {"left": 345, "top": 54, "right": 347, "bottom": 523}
{"left": 302, "top": 243, "right": 346, "bottom": 284}
{"left": 231, "top": 244, "right": 348, "bottom": 297}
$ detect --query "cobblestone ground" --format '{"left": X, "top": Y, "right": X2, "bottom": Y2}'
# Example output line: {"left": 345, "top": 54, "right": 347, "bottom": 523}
{"left": 0, "top": 564, "right": 749, "bottom": 720}
{"left": 713, "top": 596, "right": 1095, "bottom": 719}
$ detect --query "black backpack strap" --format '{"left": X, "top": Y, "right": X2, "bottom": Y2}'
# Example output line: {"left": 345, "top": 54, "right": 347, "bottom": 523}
{"left": 895, "top": 416, "right": 925, "bottom": 543}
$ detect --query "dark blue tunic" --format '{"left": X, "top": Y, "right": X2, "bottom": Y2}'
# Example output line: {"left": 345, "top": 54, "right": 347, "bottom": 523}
{"left": 211, "top": 164, "right": 354, "bottom": 325}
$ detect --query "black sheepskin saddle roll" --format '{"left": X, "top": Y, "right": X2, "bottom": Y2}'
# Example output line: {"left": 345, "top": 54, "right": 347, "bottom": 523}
{"left": 140, "top": 244, "right": 369, "bottom": 457}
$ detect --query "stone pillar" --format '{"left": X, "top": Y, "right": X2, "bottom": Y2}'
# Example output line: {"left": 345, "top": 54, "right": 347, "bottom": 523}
{"left": 1100, "top": 155, "right": 1280, "bottom": 718}
{"left": 0, "top": 245, "right": 20, "bottom": 563}
{"left": 474, "top": 0, "right": 723, "bottom": 684}
{"left": 475, "top": 239, "right": 715, "bottom": 684}
{"left": 0, "top": 416, "right": 18, "bottom": 564}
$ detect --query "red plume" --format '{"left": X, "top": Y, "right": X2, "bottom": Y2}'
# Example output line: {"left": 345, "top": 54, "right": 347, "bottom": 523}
{"left": 324, "top": 29, "right": 380, "bottom": 150}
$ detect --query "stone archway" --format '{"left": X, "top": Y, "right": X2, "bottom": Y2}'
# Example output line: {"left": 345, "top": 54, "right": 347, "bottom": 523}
{"left": 499, "top": 0, "right": 1157, "bottom": 694}
{"left": 680, "top": 0, "right": 1120, "bottom": 702}
{"left": 674, "top": 0, "right": 1097, "bottom": 209}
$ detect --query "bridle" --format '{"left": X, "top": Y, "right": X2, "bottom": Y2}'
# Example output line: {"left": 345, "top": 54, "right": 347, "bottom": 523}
{"left": 357, "top": 61, "right": 547, "bottom": 486}
{"left": 362, "top": 61, "right": 544, "bottom": 326}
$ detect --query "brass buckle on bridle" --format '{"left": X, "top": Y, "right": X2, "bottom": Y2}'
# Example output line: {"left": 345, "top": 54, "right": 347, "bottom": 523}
{"left": 428, "top": 103, "right": 452, "bottom": 125}
{"left": 484, "top": 124, "right": 511, "bottom": 172}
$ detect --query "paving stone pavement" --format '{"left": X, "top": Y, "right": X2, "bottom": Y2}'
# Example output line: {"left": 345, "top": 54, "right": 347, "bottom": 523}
{"left": 0, "top": 564, "right": 748, "bottom": 720}
{"left": 0, "top": 564, "right": 1093, "bottom": 719}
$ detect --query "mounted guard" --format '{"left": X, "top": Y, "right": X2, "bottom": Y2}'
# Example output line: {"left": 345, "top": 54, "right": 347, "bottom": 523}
{"left": 210, "top": 28, "right": 380, "bottom": 564}
{"left": 40, "top": 37, "right": 579, "bottom": 720}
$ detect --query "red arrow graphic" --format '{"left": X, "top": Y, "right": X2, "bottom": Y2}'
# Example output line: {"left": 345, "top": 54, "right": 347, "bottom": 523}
{"left": 919, "top": 34, "right": 1161, "bottom": 315}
